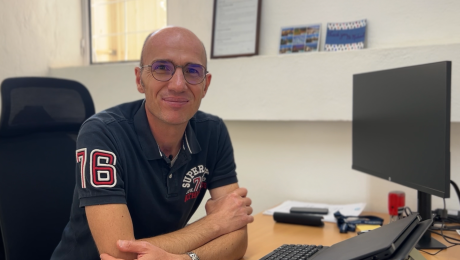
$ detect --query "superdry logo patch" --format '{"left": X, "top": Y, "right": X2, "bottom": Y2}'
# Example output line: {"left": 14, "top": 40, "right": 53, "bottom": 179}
{"left": 182, "top": 165, "right": 209, "bottom": 202}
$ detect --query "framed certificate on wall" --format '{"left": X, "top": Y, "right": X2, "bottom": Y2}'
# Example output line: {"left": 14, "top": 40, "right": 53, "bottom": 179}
{"left": 211, "top": 0, "right": 262, "bottom": 59}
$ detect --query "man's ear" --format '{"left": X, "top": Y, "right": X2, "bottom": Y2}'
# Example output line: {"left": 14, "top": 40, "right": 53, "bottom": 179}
{"left": 135, "top": 67, "right": 145, "bottom": 93}
{"left": 202, "top": 73, "right": 212, "bottom": 98}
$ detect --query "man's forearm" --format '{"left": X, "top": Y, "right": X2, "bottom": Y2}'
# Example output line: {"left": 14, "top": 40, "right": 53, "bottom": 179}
{"left": 100, "top": 228, "right": 248, "bottom": 260}
{"left": 191, "top": 226, "right": 248, "bottom": 260}
{"left": 140, "top": 215, "right": 222, "bottom": 254}
{"left": 140, "top": 218, "right": 248, "bottom": 260}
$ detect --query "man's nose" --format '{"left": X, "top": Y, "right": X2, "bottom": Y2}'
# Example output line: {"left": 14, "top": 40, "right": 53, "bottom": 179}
{"left": 168, "top": 67, "right": 187, "bottom": 92}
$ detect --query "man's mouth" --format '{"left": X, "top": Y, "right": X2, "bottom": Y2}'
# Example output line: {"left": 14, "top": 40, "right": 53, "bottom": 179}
{"left": 162, "top": 97, "right": 189, "bottom": 107}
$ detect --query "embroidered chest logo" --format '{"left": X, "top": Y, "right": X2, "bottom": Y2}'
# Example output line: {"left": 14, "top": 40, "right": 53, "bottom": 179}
{"left": 182, "top": 165, "right": 209, "bottom": 202}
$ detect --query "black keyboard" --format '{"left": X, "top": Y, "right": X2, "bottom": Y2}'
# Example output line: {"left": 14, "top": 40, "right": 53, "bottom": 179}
{"left": 260, "top": 244, "right": 328, "bottom": 260}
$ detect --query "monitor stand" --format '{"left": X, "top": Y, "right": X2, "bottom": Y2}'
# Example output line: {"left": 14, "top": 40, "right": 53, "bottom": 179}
{"left": 415, "top": 191, "right": 447, "bottom": 250}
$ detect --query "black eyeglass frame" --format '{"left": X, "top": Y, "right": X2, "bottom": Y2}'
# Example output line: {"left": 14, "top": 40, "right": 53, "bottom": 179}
{"left": 139, "top": 60, "right": 209, "bottom": 85}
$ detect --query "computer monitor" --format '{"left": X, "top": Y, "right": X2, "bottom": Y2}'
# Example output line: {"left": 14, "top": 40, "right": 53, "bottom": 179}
{"left": 352, "top": 61, "right": 451, "bottom": 250}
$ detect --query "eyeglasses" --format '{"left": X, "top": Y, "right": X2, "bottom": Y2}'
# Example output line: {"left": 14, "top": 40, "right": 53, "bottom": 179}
{"left": 140, "top": 60, "right": 208, "bottom": 85}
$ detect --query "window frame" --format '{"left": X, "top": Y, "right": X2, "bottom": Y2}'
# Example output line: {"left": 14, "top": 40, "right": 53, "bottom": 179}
{"left": 85, "top": 0, "right": 168, "bottom": 65}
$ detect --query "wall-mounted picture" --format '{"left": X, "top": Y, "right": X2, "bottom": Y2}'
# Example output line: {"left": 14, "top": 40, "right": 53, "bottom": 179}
{"left": 279, "top": 24, "right": 321, "bottom": 54}
{"left": 324, "top": 19, "right": 367, "bottom": 51}
{"left": 211, "top": 0, "right": 262, "bottom": 58}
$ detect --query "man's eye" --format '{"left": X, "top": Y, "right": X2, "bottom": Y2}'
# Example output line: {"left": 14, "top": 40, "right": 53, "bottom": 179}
{"left": 155, "top": 65, "right": 168, "bottom": 71}
{"left": 186, "top": 68, "right": 199, "bottom": 74}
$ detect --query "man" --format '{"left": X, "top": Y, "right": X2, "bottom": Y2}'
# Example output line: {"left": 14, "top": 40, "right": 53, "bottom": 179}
{"left": 51, "top": 27, "right": 253, "bottom": 260}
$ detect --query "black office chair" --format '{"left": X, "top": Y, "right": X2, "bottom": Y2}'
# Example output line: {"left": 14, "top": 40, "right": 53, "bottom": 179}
{"left": 0, "top": 77, "right": 94, "bottom": 260}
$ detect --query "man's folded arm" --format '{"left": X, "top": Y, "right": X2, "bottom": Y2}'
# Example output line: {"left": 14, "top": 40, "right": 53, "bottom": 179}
{"left": 141, "top": 183, "right": 253, "bottom": 257}
{"left": 86, "top": 183, "right": 253, "bottom": 259}
{"left": 86, "top": 204, "right": 137, "bottom": 259}
{"left": 86, "top": 203, "right": 207, "bottom": 259}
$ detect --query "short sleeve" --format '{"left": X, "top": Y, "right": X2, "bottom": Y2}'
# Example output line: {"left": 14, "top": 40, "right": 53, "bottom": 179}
{"left": 75, "top": 119, "right": 126, "bottom": 207}
{"left": 207, "top": 120, "right": 238, "bottom": 190}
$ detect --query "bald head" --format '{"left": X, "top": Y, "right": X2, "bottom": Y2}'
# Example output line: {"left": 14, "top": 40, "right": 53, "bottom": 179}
{"left": 139, "top": 27, "right": 207, "bottom": 67}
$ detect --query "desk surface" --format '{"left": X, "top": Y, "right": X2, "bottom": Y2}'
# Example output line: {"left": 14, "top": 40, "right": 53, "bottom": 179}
{"left": 244, "top": 212, "right": 459, "bottom": 260}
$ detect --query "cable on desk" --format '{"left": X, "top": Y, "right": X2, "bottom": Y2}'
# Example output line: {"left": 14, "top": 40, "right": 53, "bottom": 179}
{"left": 451, "top": 180, "right": 460, "bottom": 209}
{"left": 437, "top": 199, "right": 460, "bottom": 246}
{"left": 431, "top": 227, "right": 460, "bottom": 231}
{"left": 427, "top": 216, "right": 460, "bottom": 255}
{"left": 417, "top": 244, "right": 457, "bottom": 256}
{"left": 440, "top": 200, "right": 460, "bottom": 245}
{"left": 418, "top": 198, "right": 460, "bottom": 255}
{"left": 447, "top": 217, "right": 460, "bottom": 224}
{"left": 429, "top": 230, "right": 460, "bottom": 243}
{"left": 404, "top": 206, "right": 413, "bottom": 218}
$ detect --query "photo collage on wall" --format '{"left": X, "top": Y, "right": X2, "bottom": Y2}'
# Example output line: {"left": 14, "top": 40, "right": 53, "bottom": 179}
{"left": 324, "top": 19, "right": 367, "bottom": 51}
{"left": 279, "top": 24, "right": 321, "bottom": 54}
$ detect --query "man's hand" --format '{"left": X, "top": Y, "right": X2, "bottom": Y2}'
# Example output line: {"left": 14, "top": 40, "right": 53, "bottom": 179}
{"left": 100, "top": 240, "right": 188, "bottom": 260}
{"left": 205, "top": 187, "right": 254, "bottom": 236}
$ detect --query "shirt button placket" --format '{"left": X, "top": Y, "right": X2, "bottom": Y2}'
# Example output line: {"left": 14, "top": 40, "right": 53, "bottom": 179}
{"left": 167, "top": 170, "right": 173, "bottom": 195}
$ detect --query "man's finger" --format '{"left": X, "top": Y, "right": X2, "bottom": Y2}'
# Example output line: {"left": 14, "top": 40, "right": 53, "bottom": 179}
{"left": 245, "top": 197, "right": 252, "bottom": 206}
{"left": 233, "top": 187, "right": 248, "bottom": 198}
{"left": 117, "top": 240, "right": 152, "bottom": 254}
{"left": 247, "top": 206, "right": 253, "bottom": 215}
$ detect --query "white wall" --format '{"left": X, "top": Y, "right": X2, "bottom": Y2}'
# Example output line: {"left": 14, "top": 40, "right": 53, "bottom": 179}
{"left": 0, "top": 0, "right": 83, "bottom": 80}
{"left": 0, "top": 0, "right": 84, "bottom": 109}
{"left": 167, "top": 0, "right": 460, "bottom": 56}
{"left": 226, "top": 121, "right": 460, "bottom": 216}
{"left": 3, "top": 0, "right": 460, "bottom": 222}
{"left": 50, "top": 45, "right": 460, "bottom": 121}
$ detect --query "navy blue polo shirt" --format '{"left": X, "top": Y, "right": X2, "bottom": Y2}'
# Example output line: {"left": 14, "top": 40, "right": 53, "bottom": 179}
{"left": 51, "top": 99, "right": 238, "bottom": 260}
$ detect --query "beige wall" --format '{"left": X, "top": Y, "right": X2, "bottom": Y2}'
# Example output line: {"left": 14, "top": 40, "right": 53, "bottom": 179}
{"left": 0, "top": 0, "right": 83, "bottom": 82}
{"left": 189, "top": 121, "right": 460, "bottom": 223}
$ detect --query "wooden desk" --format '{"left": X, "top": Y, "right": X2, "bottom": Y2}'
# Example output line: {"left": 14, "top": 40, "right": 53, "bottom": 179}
{"left": 243, "top": 212, "right": 459, "bottom": 260}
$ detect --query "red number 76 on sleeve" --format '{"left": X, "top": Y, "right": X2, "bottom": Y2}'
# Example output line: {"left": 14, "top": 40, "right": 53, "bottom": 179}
{"left": 76, "top": 148, "right": 117, "bottom": 188}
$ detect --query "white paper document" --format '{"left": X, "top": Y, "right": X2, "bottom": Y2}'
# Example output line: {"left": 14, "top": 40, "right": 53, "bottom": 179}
{"left": 263, "top": 200, "right": 366, "bottom": 223}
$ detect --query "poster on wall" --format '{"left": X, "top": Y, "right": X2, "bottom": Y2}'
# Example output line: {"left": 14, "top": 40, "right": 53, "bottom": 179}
{"left": 324, "top": 19, "right": 367, "bottom": 51}
{"left": 211, "top": 0, "right": 262, "bottom": 59}
{"left": 279, "top": 24, "right": 321, "bottom": 54}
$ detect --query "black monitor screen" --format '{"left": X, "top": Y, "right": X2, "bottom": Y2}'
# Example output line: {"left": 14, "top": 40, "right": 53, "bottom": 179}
{"left": 352, "top": 61, "right": 451, "bottom": 198}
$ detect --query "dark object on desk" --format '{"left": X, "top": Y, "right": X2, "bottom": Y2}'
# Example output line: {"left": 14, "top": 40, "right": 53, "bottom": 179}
{"left": 260, "top": 244, "right": 328, "bottom": 260}
{"left": 273, "top": 212, "right": 324, "bottom": 227}
{"left": 0, "top": 77, "right": 94, "bottom": 260}
{"left": 290, "top": 207, "right": 329, "bottom": 215}
{"left": 334, "top": 211, "right": 384, "bottom": 233}
{"left": 262, "top": 214, "right": 430, "bottom": 260}
{"left": 433, "top": 208, "right": 460, "bottom": 223}
{"left": 312, "top": 214, "right": 420, "bottom": 260}
{"left": 389, "top": 219, "right": 433, "bottom": 260}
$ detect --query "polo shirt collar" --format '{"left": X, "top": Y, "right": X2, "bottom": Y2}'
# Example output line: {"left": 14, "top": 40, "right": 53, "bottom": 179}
{"left": 134, "top": 100, "right": 202, "bottom": 160}
{"left": 183, "top": 118, "right": 201, "bottom": 155}
{"left": 134, "top": 100, "right": 162, "bottom": 160}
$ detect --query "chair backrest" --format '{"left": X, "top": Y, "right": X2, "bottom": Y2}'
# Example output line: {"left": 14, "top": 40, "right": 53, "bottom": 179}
{"left": 0, "top": 77, "right": 95, "bottom": 260}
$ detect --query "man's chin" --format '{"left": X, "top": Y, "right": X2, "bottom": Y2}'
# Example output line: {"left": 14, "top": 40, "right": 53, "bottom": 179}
{"left": 160, "top": 115, "right": 191, "bottom": 126}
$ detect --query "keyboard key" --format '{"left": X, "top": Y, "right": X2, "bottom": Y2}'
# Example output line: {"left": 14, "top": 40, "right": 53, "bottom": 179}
{"left": 260, "top": 244, "right": 328, "bottom": 260}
